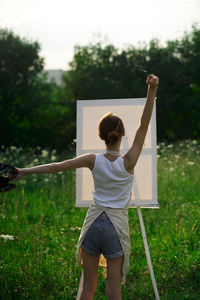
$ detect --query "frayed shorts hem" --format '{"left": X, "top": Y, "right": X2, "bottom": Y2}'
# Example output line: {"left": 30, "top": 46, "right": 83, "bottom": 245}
{"left": 81, "top": 245, "right": 124, "bottom": 259}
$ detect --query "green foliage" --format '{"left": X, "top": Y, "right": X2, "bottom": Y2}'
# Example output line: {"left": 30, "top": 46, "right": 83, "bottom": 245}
{"left": 63, "top": 25, "right": 200, "bottom": 143}
{"left": 0, "top": 140, "right": 199, "bottom": 299}
{"left": 0, "top": 28, "right": 75, "bottom": 151}
{"left": 0, "top": 28, "right": 43, "bottom": 146}
{"left": 1, "top": 26, "right": 200, "bottom": 151}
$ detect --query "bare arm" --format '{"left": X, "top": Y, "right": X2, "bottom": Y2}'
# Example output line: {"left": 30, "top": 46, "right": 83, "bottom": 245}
{"left": 15, "top": 153, "right": 95, "bottom": 180}
{"left": 124, "top": 75, "right": 159, "bottom": 173}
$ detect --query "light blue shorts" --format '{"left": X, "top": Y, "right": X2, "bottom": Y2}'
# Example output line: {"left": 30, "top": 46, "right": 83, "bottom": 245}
{"left": 81, "top": 212, "right": 123, "bottom": 259}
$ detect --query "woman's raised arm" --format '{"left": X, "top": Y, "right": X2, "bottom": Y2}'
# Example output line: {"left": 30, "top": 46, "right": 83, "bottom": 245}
{"left": 124, "top": 75, "right": 159, "bottom": 174}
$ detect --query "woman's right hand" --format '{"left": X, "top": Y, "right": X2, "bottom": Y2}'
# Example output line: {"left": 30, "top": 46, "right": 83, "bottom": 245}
{"left": 10, "top": 168, "right": 24, "bottom": 182}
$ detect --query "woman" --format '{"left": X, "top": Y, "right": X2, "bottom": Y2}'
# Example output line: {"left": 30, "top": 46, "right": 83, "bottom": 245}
{"left": 14, "top": 74, "right": 159, "bottom": 300}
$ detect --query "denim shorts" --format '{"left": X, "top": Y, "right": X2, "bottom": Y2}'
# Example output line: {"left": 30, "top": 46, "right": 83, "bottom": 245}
{"left": 81, "top": 212, "right": 123, "bottom": 259}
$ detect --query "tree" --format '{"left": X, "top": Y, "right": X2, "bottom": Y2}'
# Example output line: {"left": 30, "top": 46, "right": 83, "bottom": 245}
{"left": 0, "top": 28, "right": 75, "bottom": 151}
{"left": 0, "top": 28, "right": 44, "bottom": 147}
{"left": 63, "top": 26, "right": 200, "bottom": 143}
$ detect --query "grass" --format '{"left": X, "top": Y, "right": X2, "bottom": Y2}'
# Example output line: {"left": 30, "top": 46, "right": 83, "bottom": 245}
{"left": 0, "top": 140, "right": 200, "bottom": 299}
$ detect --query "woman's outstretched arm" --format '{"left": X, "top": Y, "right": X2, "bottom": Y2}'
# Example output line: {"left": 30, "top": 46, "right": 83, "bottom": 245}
{"left": 124, "top": 74, "right": 159, "bottom": 173}
{"left": 15, "top": 153, "right": 95, "bottom": 180}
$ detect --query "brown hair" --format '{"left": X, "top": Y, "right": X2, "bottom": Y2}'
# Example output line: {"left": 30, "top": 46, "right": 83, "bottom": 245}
{"left": 98, "top": 112, "right": 125, "bottom": 145}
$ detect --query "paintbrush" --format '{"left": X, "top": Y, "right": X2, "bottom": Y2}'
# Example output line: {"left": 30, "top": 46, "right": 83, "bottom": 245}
{"left": 137, "top": 67, "right": 153, "bottom": 77}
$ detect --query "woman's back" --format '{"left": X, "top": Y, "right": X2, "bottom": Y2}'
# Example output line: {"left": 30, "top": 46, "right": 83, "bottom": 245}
{"left": 92, "top": 154, "right": 133, "bottom": 208}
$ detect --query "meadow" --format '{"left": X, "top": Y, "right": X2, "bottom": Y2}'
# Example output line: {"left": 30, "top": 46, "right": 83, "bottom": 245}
{"left": 0, "top": 140, "right": 199, "bottom": 299}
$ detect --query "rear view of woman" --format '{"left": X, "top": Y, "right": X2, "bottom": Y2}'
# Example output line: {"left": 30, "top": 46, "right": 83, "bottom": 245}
{"left": 14, "top": 74, "right": 159, "bottom": 300}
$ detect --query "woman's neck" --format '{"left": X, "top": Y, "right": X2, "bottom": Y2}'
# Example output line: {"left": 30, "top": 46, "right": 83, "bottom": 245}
{"left": 105, "top": 150, "right": 120, "bottom": 156}
{"left": 106, "top": 140, "right": 121, "bottom": 155}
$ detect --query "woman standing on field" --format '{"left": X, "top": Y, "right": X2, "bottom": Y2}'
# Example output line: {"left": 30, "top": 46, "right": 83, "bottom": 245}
{"left": 14, "top": 74, "right": 159, "bottom": 300}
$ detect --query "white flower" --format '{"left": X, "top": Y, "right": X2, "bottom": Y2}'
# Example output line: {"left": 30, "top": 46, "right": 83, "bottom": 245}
{"left": 51, "top": 155, "right": 56, "bottom": 161}
{"left": 0, "top": 234, "right": 14, "bottom": 240}
{"left": 187, "top": 161, "right": 194, "bottom": 165}
{"left": 169, "top": 167, "right": 175, "bottom": 172}
{"left": 42, "top": 150, "right": 48, "bottom": 157}
{"left": 192, "top": 140, "right": 198, "bottom": 144}
{"left": 167, "top": 144, "right": 173, "bottom": 148}
{"left": 33, "top": 158, "right": 39, "bottom": 164}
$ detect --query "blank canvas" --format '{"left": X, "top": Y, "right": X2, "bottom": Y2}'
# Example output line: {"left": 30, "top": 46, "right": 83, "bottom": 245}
{"left": 76, "top": 98, "right": 158, "bottom": 208}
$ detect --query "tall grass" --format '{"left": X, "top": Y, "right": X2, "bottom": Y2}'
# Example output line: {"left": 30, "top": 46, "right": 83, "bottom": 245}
{"left": 0, "top": 140, "right": 199, "bottom": 299}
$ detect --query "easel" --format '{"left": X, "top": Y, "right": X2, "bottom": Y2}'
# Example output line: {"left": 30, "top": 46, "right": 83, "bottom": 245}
{"left": 76, "top": 98, "right": 160, "bottom": 299}
{"left": 76, "top": 207, "right": 160, "bottom": 300}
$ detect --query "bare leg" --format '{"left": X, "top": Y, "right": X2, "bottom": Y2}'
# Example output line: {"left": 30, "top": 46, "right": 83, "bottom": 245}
{"left": 80, "top": 250, "right": 100, "bottom": 300}
{"left": 106, "top": 255, "right": 124, "bottom": 300}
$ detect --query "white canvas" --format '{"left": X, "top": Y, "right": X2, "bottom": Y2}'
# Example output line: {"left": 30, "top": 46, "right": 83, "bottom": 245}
{"left": 76, "top": 98, "right": 158, "bottom": 208}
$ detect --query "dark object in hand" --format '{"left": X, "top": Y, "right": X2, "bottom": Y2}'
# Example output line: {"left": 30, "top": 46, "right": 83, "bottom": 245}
{"left": 137, "top": 67, "right": 152, "bottom": 77}
{"left": 0, "top": 164, "right": 19, "bottom": 193}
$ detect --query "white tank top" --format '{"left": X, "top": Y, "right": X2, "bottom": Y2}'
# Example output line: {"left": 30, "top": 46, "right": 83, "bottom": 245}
{"left": 92, "top": 153, "right": 134, "bottom": 208}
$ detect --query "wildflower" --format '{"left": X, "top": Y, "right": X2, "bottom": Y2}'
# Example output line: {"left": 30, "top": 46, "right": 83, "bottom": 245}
{"left": 51, "top": 149, "right": 57, "bottom": 155}
{"left": 51, "top": 155, "right": 56, "bottom": 161}
{"left": 192, "top": 140, "right": 198, "bottom": 144}
{"left": 10, "top": 146, "right": 16, "bottom": 151}
{"left": 33, "top": 158, "right": 39, "bottom": 164}
{"left": 0, "top": 234, "right": 14, "bottom": 240}
{"left": 42, "top": 150, "right": 48, "bottom": 157}
{"left": 167, "top": 144, "right": 173, "bottom": 148}
{"left": 187, "top": 161, "right": 194, "bottom": 165}
{"left": 42, "top": 247, "right": 49, "bottom": 254}
{"left": 169, "top": 167, "right": 175, "bottom": 172}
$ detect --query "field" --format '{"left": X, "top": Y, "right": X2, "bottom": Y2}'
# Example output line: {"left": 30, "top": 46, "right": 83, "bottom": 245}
{"left": 0, "top": 140, "right": 200, "bottom": 299}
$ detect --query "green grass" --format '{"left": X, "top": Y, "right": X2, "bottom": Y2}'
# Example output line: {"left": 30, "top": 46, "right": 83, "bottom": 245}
{"left": 0, "top": 140, "right": 200, "bottom": 299}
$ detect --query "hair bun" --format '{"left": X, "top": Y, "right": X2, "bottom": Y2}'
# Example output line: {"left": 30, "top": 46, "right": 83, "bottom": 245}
{"left": 107, "top": 130, "right": 121, "bottom": 145}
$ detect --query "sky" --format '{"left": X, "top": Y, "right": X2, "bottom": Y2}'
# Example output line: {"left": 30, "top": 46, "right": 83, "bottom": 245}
{"left": 0, "top": 0, "right": 200, "bottom": 70}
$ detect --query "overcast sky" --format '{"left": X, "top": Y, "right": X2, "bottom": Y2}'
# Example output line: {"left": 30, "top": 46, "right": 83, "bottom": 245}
{"left": 0, "top": 0, "right": 200, "bottom": 70}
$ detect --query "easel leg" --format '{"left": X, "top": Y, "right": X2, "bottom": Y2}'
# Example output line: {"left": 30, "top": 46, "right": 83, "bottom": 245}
{"left": 137, "top": 207, "right": 160, "bottom": 300}
{"left": 76, "top": 270, "right": 84, "bottom": 300}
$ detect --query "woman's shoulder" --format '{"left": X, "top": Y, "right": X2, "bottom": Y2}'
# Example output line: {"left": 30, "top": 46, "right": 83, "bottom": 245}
{"left": 85, "top": 153, "right": 96, "bottom": 170}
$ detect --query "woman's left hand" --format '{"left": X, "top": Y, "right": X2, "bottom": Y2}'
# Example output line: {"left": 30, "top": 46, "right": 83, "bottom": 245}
{"left": 146, "top": 74, "right": 159, "bottom": 88}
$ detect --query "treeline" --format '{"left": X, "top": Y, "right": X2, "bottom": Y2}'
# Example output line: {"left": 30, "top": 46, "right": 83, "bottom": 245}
{"left": 0, "top": 26, "right": 200, "bottom": 152}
